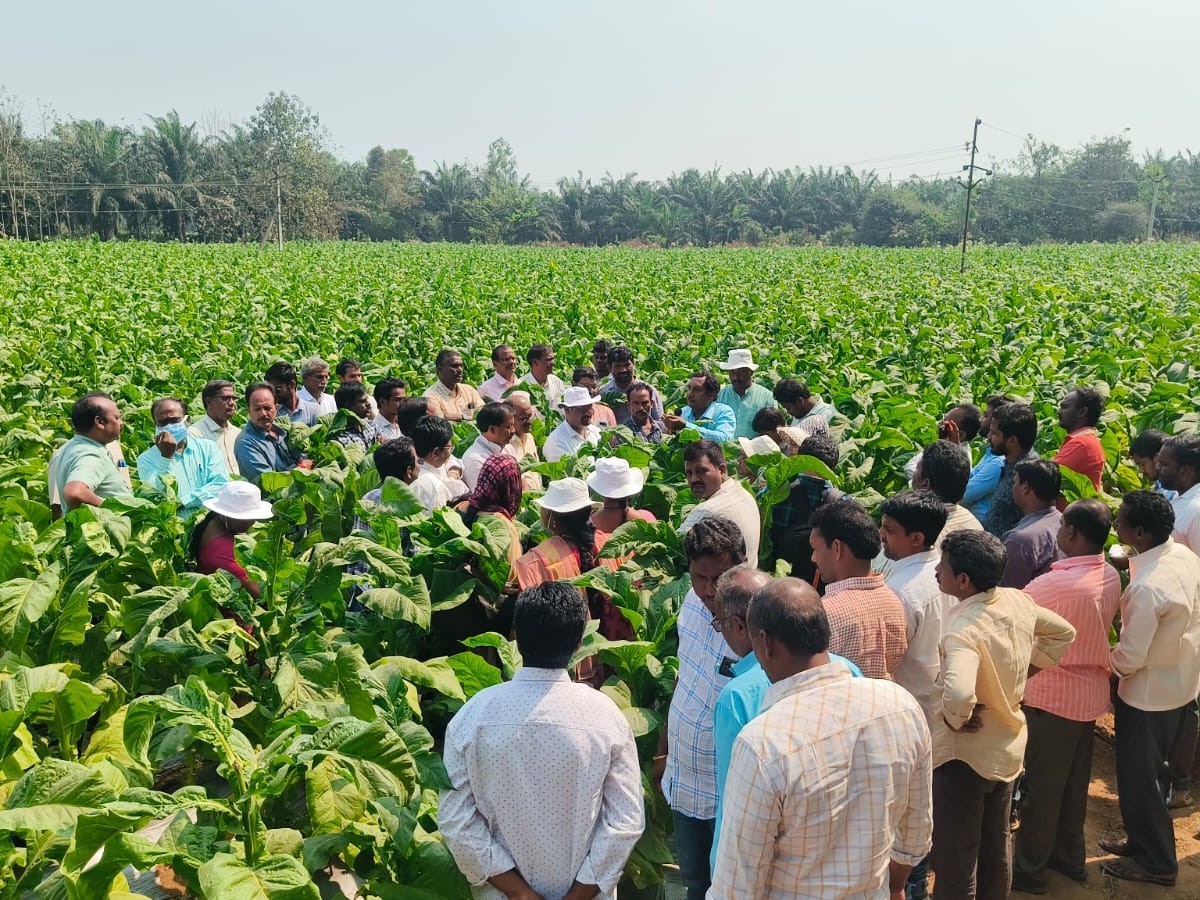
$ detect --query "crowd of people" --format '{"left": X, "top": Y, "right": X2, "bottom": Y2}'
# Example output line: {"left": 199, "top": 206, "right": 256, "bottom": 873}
{"left": 47, "top": 339, "right": 1200, "bottom": 899}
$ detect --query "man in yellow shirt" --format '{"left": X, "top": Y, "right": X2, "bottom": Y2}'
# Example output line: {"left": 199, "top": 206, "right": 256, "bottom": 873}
{"left": 423, "top": 349, "right": 483, "bottom": 422}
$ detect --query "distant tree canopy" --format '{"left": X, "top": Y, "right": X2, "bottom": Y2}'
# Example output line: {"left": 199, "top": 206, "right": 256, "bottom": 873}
{"left": 0, "top": 89, "right": 1197, "bottom": 246}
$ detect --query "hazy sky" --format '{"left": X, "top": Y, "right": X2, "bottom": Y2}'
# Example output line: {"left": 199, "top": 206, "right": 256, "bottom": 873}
{"left": 6, "top": 0, "right": 1198, "bottom": 184}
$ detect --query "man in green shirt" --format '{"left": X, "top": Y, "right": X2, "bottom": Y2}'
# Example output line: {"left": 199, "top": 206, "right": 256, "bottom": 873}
{"left": 715, "top": 349, "right": 777, "bottom": 441}
{"left": 53, "top": 392, "right": 133, "bottom": 513}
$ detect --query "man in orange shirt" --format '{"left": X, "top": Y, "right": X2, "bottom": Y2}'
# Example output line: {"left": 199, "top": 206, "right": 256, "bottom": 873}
{"left": 1053, "top": 387, "right": 1105, "bottom": 491}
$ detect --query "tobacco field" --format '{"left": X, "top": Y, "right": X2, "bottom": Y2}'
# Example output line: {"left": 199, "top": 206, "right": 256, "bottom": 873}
{"left": 0, "top": 240, "right": 1197, "bottom": 898}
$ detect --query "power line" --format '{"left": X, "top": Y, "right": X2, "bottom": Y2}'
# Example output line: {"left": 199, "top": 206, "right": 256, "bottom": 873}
{"left": 979, "top": 121, "right": 1029, "bottom": 141}
{"left": 979, "top": 187, "right": 1200, "bottom": 226}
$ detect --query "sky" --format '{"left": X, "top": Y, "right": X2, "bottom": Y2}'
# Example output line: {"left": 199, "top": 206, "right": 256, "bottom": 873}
{"left": 6, "top": 0, "right": 1199, "bottom": 186}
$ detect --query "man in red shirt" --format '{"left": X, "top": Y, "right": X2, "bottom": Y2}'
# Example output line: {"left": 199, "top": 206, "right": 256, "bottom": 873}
{"left": 1053, "top": 388, "right": 1105, "bottom": 491}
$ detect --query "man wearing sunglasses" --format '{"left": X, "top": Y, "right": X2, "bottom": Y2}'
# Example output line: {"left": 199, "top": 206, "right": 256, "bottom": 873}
{"left": 190, "top": 380, "right": 242, "bottom": 475}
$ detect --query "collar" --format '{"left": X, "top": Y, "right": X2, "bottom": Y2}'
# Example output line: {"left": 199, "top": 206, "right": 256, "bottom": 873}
{"left": 245, "top": 421, "right": 279, "bottom": 439}
{"left": 732, "top": 651, "right": 760, "bottom": 677}
{"left": 690, "top": 402, "right": 719, "bottom": 420}
{"left": 824, "top": 572, "right": 885, "bottom": 595}
{"left": 958, "top": 587, "right": 998, "bottom": 607}
{"left": 887, "top": 549, "right": 939, "bottom": 574}
{"left": 1067, "top": 426, "right": 1099, "bottom": 438}
{"left": 1179, "top": 483, "right": 1200, "bottom": 502}
{"left": 763, "top": 661, "right": 850, "bottom": 709}
{"left": 475, "top": 434, "right": 505, "bottom": 454}
{"left": 1128, "top": 539, "right": 1173, "bottom": 578}
{"left": 512, "top": 667, "right": 572, "bottom": 683}
{"left": 200, "top": 414, "right": 229, "bottom": 430}
{"left": 1049, "top": 553, "right": 1107, "bottom": 572}
{"left": 491, "top": 372, "right": 517, "bottom": 386}
{"left": 1015, "top": 506, "right": 1057, "bottom": 525}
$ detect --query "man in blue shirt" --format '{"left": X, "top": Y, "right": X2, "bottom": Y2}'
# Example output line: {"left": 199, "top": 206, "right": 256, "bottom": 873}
{"left": 136, "top": 396, "right": 228, "bottom": 515}
{"left": 234, "top": 382, "right": 312, "bottom": 485}
{"left": 709, "top": 566, "right": 862, "bottom": 870}
{"left": 665, "top": 372, "right": 736, "bottom": 443}
{"left": 963, "top": 395, "right": 1015, "bottom": 520}
{"left": 265, "top": 361, "right": 321, "bottom": 426}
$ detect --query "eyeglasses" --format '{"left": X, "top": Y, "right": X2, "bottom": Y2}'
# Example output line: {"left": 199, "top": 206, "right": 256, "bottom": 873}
{"left": 710, "top": 614, "right": 738, "bottom": 633}
{"left": 215, "top": 395, "right": 237, "bottom": 404}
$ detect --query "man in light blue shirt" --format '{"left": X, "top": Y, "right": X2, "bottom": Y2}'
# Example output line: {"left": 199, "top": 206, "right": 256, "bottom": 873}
{"left": 715, "top": 349, "right": 778, "bottom": 441}
{"left": 962, "top": 395, "right": 1014, "bottom": 520}
{"left": 52, "top": 392, "right": 134, "bottom": 513}
{"left": 709, "top": 565, "right": 862, "bottom": 870}
{"left": 665, "top": 372, "right": 736, "bottom": 443}
{"left": 136, "top": 397, "right": 229, "bottom": 514}
{"left": 265, "top": 361, "right": 321, "bottom": 426}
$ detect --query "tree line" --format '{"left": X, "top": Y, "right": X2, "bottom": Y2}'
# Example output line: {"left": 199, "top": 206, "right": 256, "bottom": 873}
{"left": 1, "top": 90, "right": 1197, "bottom": 247}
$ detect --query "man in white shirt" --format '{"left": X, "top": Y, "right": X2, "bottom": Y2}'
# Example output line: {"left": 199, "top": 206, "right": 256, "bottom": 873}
{"left": 1157, "top": 434, "right": 1200, "bottom": 553}
{"left": 709, "top": 578, "right": 932, "bottom": 899}
{"left": 1101, "top": 491, "right": 1200, "bottom": 887}
{"left": 189, "top": 380, "right": 242, "bottom": 476}
{"left": 298, "top": 357, "right": 337, "bottom": 415}
{"left": 543, "top": 386, "right": 601, "bottom": 463}
{"left": 440, "top": 580, "right": 644, "bottom": 900}
{"left": 678, "top": 440, "right": 761, "bottom": 565}
{"left": 410, "top": 415, "right": 468, "bottom": 511}
{"left": 372, "top": 377, "right": 407, "bottom": 442}
{"left": 461, "top": 402, "right": 517, "bottom": 490}
{"left": 479, "top": 344, "right": 520, "bottom": 402}
{"left": 521, "top": 343, "right": 567, "bottom": 410}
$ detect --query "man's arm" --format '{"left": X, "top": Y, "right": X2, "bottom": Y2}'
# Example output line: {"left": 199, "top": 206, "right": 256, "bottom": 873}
{"left": 962, "top": 454, "right": 1002, "bottom": 509}
{"left": 572, "top": 725, "right": 645, "bottom": 897}
{"left": 999, "top": 533, "right": 1035, "bottom": 589}
{"left": 437, "top": 718, "right": 520, "bottom": 891}
{"left": 1110, "top": 585, "right": 1159, "bottom": 678}
{"left": 890, "top": 710, "right": 933, "bottom": 887}
{"left": 708, "top": 737, "right": 780, "bottom": 899}
{"left": 1029, "top": 603, "right": 1076, "bottom": 671}
{"left": 940, "top": 632, "right": 981, "bottom": 731}
{"left": 63, "top": 480, "right": 103, "bottom": 510}
{"left": 235, "top": 439, "right": 273, "bottom": 487}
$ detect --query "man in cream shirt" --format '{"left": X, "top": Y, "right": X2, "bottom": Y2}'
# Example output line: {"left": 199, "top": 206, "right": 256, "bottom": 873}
{"left": 189, "top": 380, "right": 241, "bottom": 475}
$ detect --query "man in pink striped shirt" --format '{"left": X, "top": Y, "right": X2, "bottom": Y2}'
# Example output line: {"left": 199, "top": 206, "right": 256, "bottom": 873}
{"left": 1012, "top": 499, "right": 1121, "bottom": 894}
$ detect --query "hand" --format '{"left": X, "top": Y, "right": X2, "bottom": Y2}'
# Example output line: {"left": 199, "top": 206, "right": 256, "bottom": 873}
{"left": 563, "top": 883, "right": 600, "bottom": 900}
{"left": 155, "top": 429, "right": 179, "bottom": 459}
{"left": 890, "top": 889, "right": 905, "bottom": 900}
{"left": 663, "top": 414, "right": 685, "bottom": 434}
{"left": 937, "top": 418, "right": 962, "bottom": 442}
{"left": 297, "top": 459, "right": 315, "bottom": 471}
{"left": 960, "top": 704, "right": 986, "bottom": 732}
{"left": 652, "top": 754, "right": 667, "bottom": 793}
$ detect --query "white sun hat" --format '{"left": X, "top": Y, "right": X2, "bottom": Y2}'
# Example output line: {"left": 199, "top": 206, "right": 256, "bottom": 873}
{"left": 717, "top": 349, "right": 759, "bottom": 371}
{"left": 202, "top": 481, "right": 275, "bottom": 521}
{"left": 558, "top": 385, "right": 601, "bottom": 409}
{"left": 586, "top": 457, "right": 646, "bottom": 499}
{"left": 738, "top": 435, "right": 781, "bottom": 459}
{"left": 533, "top": 477, "right": 596, "bottom": 513}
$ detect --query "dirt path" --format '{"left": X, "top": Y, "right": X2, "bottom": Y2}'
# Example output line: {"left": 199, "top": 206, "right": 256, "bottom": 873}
{"left": 1041, "top": 715, "right": 1200, "bottom": 899}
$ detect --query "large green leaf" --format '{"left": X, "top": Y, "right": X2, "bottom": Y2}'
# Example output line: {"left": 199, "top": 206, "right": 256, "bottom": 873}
{"left": 0, "top": 567, "right": 59, "bottom": 652}
{"left": 197, "top": 852, "right": 320, "bottom": 900}
{"left": 0, "top": 757, "right": 116, "bottom": 832}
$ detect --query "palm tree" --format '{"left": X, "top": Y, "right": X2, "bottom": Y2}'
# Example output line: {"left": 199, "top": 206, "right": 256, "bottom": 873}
{"left": 56, "top": 120, "right": 154, "bottom": 239}
{"left": 145, "top": 111, "right": 210, "bottom": 241}
{"left": 420, "top": 162, "right": 479, "bottom": 241}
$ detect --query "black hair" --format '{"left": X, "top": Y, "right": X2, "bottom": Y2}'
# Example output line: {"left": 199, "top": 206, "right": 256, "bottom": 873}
{"left": 608, "top": 346, "right": 635, "bottom": 365}
{"left": 809, "top": 498, "right": 881, "bottom": 561}
{"left": 264, "top": 362, "right": 297, "bottom": 384}
{"left": 572, "top": 366, "right": 597, "bottom": 385}
{"left": 683, "top": 439, "right": 726, "bottom": 471}
{"left": 552, "top": 506, "right": 597, "bottom": 573}
{"left": 513, "top": 581, "right": 589, "bottom": 669}
{"left": 526, "top": 343, "right": 552, "bottom": 365}
{"left": 435, "top": 349, "right": 460, "bottom": 368}
{"left": 374, "top": 436, "right": 417, "bottom": 483}
{"left": 950, "top": 403, "right": 982, "bottom": 441}
{"left": 244, "top": 381, "right": 276, "bottom": 405}
{"left": 1130, "top": 428, "right": 1169, "bottom": 460}
{"left": 201, "top": 380, "right": 235, "bottom": 404}
{"left": 691, "top": 371, "right": 720, "bottom": 398}
{"left": 1063, "top": 498, "right": 1113, "bottom": 549}
{"left": 1164, "top": 435, "right": 1200, "bottom": 472}
{"left": 993, "top": 403, "right": 1038, "bottom": 452}
{"left": 745, "top": 577, "right": 830, "bottom": 657}
{"left": 151, "top": 396, "right": 188, "bottom": 421}
{"left": 334, "top": 382, "right": 367, "bottom": 410}
{"left": 798, "top": 433, "right": 839, "bottom": 470}
{"left": 593, "top": 338, "right": 614, "bottom": 355}
{"left": 70, "top": 392, "right": 113, "bottom": 433}
{"left": 1070, "top": 387, "right": 1104, "bottom": 427}
{"left": 879, "top": 490, "right": 948, "bottom": 549}
{"left": 918, "top": 440, "right": 970, "bottom": 503}
{"left": 336, "top": 358, "right": 362, "bottom": 379}
{"left": 683, "top": 516, "right": 748, "bottom": 565}
{"left": 773, "top": 377, "right": 812, "bottom": 405}
{"left": 476, "top": 401, "right": 514, "bottom": 432}
{"left": 396, "top": 397, "right": 433, "bottom": 436}
{"left": 627, "top": 381, "right": 653, "bottom": 400}
{"left": 1015, "top": 458, "right": 1061, "bottom": 502}
{"left": 941, "top": 530, "right": 1007, "bottom": 592}
{"left": 751, "top": 406, "right": 787, "bottom": 434}
{"left": 411, "top": 415, "right": 454, "bottom": 458}
{"left": 373, "top": 377, "right": 407, "bottom": 404}
{"left": 491, "top": 344, "right": 513, "bottom": 363}
{"left": 985, "top": 394, "right": 1017, "bottom": 410}
{"left": 1119, "top": 490, "right": 1175, "bottom": 544}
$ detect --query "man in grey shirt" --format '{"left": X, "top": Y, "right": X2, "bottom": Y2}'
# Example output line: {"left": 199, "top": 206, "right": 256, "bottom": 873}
{"left": 1001, "top": 459, "right": 1063, "bottom": 589}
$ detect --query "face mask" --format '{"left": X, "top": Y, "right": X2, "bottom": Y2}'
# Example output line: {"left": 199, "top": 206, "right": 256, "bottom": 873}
{"left": 155, "top": 421, "right": 190, "bottom": 443}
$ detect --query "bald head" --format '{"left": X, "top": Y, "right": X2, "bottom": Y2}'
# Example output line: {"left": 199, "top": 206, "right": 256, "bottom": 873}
{"left": 714, "top": 565, "right": 774, "bottom": 620}
{"left": 508, "top": 390, "right": 535, "bottom": 436}
{"left": 747, "top": 577, "right": 830, "bottom": 661}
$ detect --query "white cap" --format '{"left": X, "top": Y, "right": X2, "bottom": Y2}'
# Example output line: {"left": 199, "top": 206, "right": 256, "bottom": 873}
{"left": 559, "top": 385, "right": 601, "bottom": 408}
{"left": 586, "top": 457, "right": 646, "bottom": 499}
{"left": 534, "top": 477, "right": 596, "bottom": 513}
{"left": 738, "top": 435, "right": 781, "bottom": 459}
{"left": 202, "top": 481, "right": 275, "bottom": 521}
{"left": 717, "top": 349, "right": 759, "bottom": 371}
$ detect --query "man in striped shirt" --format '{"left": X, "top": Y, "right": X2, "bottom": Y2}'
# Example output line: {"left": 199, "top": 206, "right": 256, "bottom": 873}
{"left": 1012, "top": 500, "right": 1121, "bottom": 894}
{"left": 809, "top": 498, "right": 909, "bottom": 679}
{"left": 709, "top": 577, "right": 932, "bottom": 899}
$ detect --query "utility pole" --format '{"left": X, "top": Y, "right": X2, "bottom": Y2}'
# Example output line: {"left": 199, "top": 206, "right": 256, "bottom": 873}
{"left": 1146, "top": 170, "right": 1166, "bottom": 242}
{"left": 958, "top": 117, "right": 992, "bottom": 273}
{"left": 275, "top": 175, "right": 284, "bottom": 250}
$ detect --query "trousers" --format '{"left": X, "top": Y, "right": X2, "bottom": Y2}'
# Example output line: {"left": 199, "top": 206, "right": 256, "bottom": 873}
{"left": 931, "top": 759, "right": 1013, "bottom": 900}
